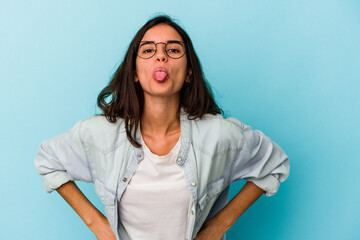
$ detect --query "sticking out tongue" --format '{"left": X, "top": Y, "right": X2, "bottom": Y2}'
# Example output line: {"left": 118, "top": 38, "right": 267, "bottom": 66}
{"left": 153, "top": 71, "right": 168, "bottom": 82}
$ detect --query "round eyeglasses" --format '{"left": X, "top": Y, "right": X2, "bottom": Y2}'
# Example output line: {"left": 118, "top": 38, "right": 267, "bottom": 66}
{"left": 136, "top": 41, "right": 186, "bottom": 59}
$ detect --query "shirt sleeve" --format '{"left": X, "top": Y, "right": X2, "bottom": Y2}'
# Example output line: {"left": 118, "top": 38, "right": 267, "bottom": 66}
{"left": 228, "top": 120, "right": 290, "bottom": 196}
{"left": 34, "top": 120, "right": 92, "bottom": 193}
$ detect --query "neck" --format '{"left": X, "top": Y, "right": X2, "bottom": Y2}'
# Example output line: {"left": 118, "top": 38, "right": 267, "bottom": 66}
{"left": 141, "top": 95, "right": 181, "bottom": 137}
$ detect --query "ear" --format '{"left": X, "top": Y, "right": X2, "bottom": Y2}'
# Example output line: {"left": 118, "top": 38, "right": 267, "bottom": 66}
{"left": 186, "top": 69, "right": 192, "bottom": 83}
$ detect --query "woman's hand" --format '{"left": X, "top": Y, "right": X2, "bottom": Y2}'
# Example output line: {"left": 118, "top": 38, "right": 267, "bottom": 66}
{"left": 194, "top": 217, "right": 227, "bottom": 240}
{"left": 88, "top": 214, "right": 116, "bottom": 240}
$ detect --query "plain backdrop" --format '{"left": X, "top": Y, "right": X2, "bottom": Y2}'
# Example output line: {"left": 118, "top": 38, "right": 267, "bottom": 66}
{"left": 1, "top": 0, "right": 359, "bottom": 239}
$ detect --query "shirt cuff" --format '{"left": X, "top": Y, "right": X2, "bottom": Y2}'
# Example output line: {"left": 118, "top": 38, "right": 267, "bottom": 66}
{"left": 42, "top": 171, "right": 71, "bottom": 193}
{"left": 245, "top": 174, "right": 280, "bottom": 197}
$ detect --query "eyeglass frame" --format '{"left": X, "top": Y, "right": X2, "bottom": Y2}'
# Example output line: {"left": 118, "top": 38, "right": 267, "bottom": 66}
{"left": 135, "top": 41, "right": 187, "bottom": 59}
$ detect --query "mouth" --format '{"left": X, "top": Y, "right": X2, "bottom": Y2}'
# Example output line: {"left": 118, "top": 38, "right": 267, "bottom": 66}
{"left": 152, "top": 68, "right": 169, "bottom": 82}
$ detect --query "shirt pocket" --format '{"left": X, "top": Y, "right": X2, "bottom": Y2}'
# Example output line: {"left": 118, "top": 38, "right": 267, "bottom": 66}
{"left": 198, "top": 177, "right": 224, "bottom": 212}
{"left": 194, "top": 177, "right": 224, "bottom": 235}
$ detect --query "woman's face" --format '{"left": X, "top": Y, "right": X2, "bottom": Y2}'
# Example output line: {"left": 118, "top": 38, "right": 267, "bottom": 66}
{"left": 135, "top": 24, "right": 191, "bottom": 99}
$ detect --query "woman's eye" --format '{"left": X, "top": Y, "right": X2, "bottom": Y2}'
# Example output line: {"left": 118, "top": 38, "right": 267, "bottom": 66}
{"left": 143, "top": 49, "right": 154, "bottom": 53}
{"left": 168, "top": 48, "right": 180, "bottom": 53}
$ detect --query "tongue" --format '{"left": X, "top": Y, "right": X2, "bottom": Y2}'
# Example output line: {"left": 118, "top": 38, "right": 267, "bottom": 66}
{"left": 153, "top": 71, "right": 168, "bottom": 81}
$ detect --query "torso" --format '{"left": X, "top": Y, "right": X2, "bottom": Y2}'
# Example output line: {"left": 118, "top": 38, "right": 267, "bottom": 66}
{"left": 119, "top": 134, "right": 190, "bottom": 240}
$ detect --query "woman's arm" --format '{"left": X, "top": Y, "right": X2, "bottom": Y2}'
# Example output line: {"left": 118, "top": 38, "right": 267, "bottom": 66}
{"left": 194, "top": 181, "right": 264, "bottom": 240}
{"left": 56, "top": 181, "right": 116, "bottom": 240}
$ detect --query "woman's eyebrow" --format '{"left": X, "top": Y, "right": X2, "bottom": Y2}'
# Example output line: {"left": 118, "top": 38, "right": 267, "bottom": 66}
{"left": 167, "top": 40, "right": 183, "bottom": 44}
{"left": 139, "top": 41, "right": 154, "bottom": 47}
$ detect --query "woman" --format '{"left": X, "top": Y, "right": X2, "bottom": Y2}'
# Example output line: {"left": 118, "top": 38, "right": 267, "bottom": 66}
{"left": 35, "top": 15, "right": 289, "bottom": 240}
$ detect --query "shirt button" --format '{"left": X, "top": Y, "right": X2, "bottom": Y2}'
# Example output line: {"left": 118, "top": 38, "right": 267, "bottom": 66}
{"left": 206, "top": 195, "right": 209, "bottom": 200}
{"left": 191, "top": 210, "right": 194, "bottom": 215}
{"left": 123, "top": 177, "right": 127, "bottom": 182}
{"left": 137, "top": 153, "right": 142, "bottom": 158}
{"left": 177, "top": 157, "right": 182, "bottom": 162}
{"left": 191, "top": 182, "right": 196, "bottom": 187}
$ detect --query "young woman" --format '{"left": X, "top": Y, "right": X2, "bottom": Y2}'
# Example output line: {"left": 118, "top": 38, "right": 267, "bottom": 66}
{"left": 35, "top": 15, "right": 289, "bottom": 240}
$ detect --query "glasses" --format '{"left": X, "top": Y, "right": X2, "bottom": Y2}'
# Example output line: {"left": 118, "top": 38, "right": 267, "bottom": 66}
{"left": 136, "top": 41, "right": 186, "bottom": 59}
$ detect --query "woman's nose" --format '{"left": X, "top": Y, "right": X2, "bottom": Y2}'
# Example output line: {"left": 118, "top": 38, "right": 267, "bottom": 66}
{"left": 155, "top": 44, "right": 168, "bottom": 62}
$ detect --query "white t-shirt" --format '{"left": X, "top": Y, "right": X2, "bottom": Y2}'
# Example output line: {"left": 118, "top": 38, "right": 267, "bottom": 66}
{"left": 119, "top": 136, "right": 191, "bottom": 240}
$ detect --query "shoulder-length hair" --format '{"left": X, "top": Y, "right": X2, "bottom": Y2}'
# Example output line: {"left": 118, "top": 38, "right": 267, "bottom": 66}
{"left": 97, "top": 15, "right": 223, "bottom": 147}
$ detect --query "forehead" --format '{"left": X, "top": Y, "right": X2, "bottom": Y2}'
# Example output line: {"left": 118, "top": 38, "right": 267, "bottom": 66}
{"left": 141, "top": 24, "right": 183, "bottom": 42}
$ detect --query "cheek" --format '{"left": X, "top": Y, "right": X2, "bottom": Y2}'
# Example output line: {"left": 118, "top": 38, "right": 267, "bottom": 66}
{"left": 173, "top": 59, "right": 188, "bottom": 77}
{"left": 135, "top": 61, "right": 150, "bottom": 79}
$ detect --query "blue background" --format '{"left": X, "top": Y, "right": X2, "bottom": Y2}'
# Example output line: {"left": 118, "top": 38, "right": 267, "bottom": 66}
{"left": 1, "top": 0, "right": 359, "bottom": 239}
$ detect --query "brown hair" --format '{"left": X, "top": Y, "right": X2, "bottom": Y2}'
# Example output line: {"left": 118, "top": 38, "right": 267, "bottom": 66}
{"left": 97, "top": 15, "right": 223, "bottom": 147}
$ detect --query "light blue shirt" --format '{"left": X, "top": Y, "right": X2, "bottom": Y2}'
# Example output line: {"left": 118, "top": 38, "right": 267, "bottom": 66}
{"left": 34, "top": 112, "right": 289, "bottom": 240}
